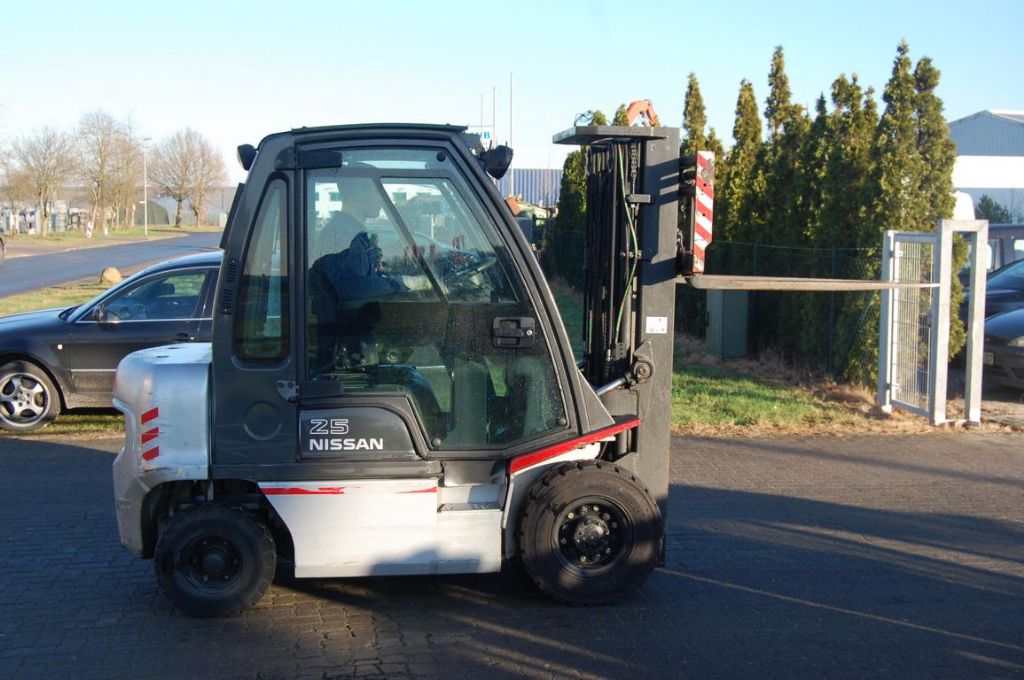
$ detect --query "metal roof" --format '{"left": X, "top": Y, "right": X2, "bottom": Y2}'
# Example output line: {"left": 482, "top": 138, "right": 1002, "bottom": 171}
{"left": 949, "top": 110, "right": 1024, "bottom": 156}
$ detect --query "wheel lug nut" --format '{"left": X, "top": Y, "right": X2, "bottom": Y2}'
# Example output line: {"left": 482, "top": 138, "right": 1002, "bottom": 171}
{"left": 580, "top": 556, "right": 587, "bottom": 563}
{"left": 567, "top": 512, "right": 574, "bottom": 519}
{"left": 602, "top": 513, "right": 610, "bottom": 520}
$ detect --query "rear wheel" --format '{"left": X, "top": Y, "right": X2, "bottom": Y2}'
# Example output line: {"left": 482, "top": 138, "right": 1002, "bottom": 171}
{"left": 517, "top": 461, "right": 661, "bottom": 605}
{"left": 0, "top": 360, "right": 61, "bottom": 432}
{"left": 154, "top": 505, "right": 276, "bottom": 618}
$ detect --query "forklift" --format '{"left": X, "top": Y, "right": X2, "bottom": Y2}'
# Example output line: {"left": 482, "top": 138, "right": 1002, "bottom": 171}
{"left": 112, "top": 122, "right": 690, "bottom": 617}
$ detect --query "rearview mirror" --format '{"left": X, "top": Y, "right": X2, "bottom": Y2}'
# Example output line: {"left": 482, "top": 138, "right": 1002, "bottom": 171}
{"left": 482, "top": 145, "right": 513, "bottom": 180}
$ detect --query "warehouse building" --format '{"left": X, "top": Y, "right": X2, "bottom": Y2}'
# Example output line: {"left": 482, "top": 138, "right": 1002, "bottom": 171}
{"left": 949, "top": 110, "right": 1024, "bottom": 217}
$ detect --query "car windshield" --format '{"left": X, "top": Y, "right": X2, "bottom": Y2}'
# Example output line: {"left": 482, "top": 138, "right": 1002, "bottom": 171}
{"left": 988, "top": 259, "right": 1024, "bottom": 290}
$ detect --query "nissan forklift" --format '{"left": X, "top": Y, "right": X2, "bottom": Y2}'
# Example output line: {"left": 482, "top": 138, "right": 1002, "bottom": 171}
{"left": 112, "top": 122, "right": 690, "bottom": 617}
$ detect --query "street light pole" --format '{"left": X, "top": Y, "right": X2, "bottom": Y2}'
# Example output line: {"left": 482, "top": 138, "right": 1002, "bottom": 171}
{"left": 142, "top": 137, "right": 152, "bottom": 238}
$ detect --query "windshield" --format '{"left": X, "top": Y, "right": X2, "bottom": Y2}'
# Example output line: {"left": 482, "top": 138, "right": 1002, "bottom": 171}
{"left": 988, "top": 259, "right": 1024, "bottom": 291}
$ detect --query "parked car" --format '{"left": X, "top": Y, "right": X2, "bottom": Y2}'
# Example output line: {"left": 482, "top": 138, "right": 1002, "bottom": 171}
{"left": 985, "top": 223, "right": 1024, "bottom": 273}
{"left": 984, "top": 308, "right": 1024, "bottom": 391}
{"left": 0, "top": 251, "right": 221, "bottom": 432}
{"left": 982, "top": 258, "right": 1024, "bottom": 318}
{"left": 958, "top": 223, "right": 1024, "bottom": 287}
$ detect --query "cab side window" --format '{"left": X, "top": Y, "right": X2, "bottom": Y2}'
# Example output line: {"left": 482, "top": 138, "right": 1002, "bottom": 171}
{"left": 234, "top": 179, "right": 289, "bottom": 363}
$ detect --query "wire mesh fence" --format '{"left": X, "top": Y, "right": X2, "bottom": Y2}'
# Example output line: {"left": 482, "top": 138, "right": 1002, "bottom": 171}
{"left": 534, "top": 227, "right": 881, "bottom": 379}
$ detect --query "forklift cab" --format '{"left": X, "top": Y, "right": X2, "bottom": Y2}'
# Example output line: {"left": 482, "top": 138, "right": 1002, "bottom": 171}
{"left": 211, "top": 126, "right": 608, "bottom": 474}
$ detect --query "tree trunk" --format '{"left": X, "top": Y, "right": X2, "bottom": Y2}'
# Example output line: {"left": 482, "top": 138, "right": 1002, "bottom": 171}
{"left": 174, "top": 200, "right": 182, "bottom": 227}
{"left": 38, "top": 193, "right": 48, "bottom": 237}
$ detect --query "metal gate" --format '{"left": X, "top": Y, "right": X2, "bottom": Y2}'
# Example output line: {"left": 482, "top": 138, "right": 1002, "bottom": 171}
{"left": 878, "top": 232, "right": 939, "bottom": 417}
{"left": 878, "top": 219, "right": 988, "bottom": 425}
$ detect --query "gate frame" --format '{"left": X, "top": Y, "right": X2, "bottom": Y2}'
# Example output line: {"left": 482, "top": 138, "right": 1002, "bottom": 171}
{"left": 878, "top": 219, "right": 989, "bottom": 425}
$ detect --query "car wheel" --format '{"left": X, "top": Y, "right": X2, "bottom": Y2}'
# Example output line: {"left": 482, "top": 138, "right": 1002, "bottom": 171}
{"left": 154, "top": 504, "right": 276, "bottom": 618}
{"left": 517, "top": 461, "right": 662, "bottom": 605}
{"left": 0, "top": 360, "right": 61, "bottom": 432}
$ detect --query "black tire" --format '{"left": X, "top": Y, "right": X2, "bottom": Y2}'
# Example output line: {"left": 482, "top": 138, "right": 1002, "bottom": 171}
{"left": 517, "top": 461, "right": 662, "bottom": 605}
{"left": 0, "top": 360, "right": 61, "bottom": 432}
{"left": 154, "top": 504, "right": 276, "bottom": 618}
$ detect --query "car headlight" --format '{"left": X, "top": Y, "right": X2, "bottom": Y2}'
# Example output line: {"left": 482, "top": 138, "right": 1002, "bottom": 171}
{"left": 1010, "top": 336, "right": 1024, "bottom": 348}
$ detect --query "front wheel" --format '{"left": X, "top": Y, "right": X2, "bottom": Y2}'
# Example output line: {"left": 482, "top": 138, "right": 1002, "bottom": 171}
{"left": 154, "top": 505, "right": 276, "bottom": 618}
{"left": 0, "top": 360, "right": 61, "bottom": 432}
{"left": 517, "top": 461, "right": 662, "bottom": 605}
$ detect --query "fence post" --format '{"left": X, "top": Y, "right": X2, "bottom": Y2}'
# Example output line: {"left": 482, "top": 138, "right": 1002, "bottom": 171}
{"left": 828, "top": 248, "right": 837, "bottom": 376}
{"left": 877, "top": 231, "right": 895, "bottom": 412}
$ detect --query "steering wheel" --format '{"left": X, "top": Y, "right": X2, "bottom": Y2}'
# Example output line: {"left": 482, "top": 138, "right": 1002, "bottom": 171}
{"left": 107, "top": 302, "right": 148, "bottom": 321}
{"left": 444, "top": 253, "right": 497, "bottom": 290}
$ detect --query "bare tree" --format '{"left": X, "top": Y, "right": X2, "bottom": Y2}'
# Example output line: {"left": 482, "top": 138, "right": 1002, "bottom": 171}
{"left": 0, "top": 147, "right": 32, "bottom": 232}
{"left": 108, "top": 120, "right": 142, "bottom": 230}
{"left": 189, "top": 138, "right": 226, "bottom": 227}
{"left": 77, "top": 111, "right": 123, "bottom": 231}
{"left": 151, "top": 129, "right": 196, "bottom": 227}
{"left": 12, "top": 127, "right": 76, "bottom": 236}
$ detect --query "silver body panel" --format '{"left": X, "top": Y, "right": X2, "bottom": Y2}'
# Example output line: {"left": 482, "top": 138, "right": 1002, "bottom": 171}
{"left": 262, "top": 479, "right": 503, "bottom": 577}
{"left": 112, "top": 343, "right": 212, "bottom": 556}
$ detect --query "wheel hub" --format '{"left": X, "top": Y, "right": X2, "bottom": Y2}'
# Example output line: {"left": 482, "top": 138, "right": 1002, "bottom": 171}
{"left": 557, "top": 500, "right": 626, "bottom": 570}
{"left": 184, "top": 537, "right": 241, "bottom": 587}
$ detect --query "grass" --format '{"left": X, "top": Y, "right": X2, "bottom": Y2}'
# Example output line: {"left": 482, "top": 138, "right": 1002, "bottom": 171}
{"left": 36, "top": 224, "right": 224, "bottom": 241}
{"left": 25, "top": 412, "right": 125, "bottom": 438}
{"left": 0, "top": 280, "right": 112, "bottom": 316}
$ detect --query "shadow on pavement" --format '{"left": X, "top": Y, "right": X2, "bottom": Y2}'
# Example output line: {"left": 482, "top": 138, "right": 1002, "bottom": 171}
{"left": 0, "top": 436, "right": 1022, "bottom": 679}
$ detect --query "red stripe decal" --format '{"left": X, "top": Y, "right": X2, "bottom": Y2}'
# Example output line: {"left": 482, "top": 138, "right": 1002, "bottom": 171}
{"left": 141, "top": 408, "right": 159, "bottom": 424}
{"left": 509, "top": 418, "right": 641, "bottom": 474}
{"left": 697, "top": 153, "right": 709, "bottom": 170}
{"left": 141, "top": 447, "right": 160, "bottom": 461}
{"left": 399, "top": 487, "right": 438, "bottom": 494}
{"left": 141, "top": 428, "right": 159, "bottom": 444}
{"left": 262, "top": 486, "right": 347, "bottom": 496}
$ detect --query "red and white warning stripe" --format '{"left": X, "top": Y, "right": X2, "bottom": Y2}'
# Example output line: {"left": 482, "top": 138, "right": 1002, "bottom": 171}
{"left": 693, "top": 151, "right": 715, "bottom": 274}
{"left": 140, "top": 407, "right": 159, "bottom": 462}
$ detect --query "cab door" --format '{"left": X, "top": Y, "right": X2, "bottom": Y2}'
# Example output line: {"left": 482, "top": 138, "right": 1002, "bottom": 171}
{"left": 210, "top": 174, "right": 298, "bottom": 467}
{"left": 298, "top": 145, "right": 570, "bottom": 459}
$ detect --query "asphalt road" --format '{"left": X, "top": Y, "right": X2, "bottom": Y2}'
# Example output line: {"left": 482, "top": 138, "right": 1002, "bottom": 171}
{"left": 0, "top": 232, "right": 222, "bottom": 298}
{"left": 0, "top": 433, "right": 1021, "bottom": 679}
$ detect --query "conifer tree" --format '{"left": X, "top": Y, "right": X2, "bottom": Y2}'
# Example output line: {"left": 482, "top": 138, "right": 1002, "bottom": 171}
{"left": 556, "top": 150, "right": 586, "bottom": 233}
{"left": 755, "top": 46, "right": 812, "bottom": 349}
{"left": 612, "top": 104, "right": 630, "bottom": 126}
{"left": 915, "top": 56, "right": 965, "bottom": 358}
{"left": 681, "top": 73, "right": 708, "bottom": 155}
{"left": 720, "top": 80, "right": 763, "bottom": 253}
{"left": 765, "top": 46, "right": 796, "bottom": 140}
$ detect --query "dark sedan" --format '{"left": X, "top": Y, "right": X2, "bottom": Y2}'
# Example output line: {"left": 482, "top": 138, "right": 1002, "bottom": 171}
{"left": 0, "top": 251, "right": 221, "bottom": 432}
{"left": 984, "top": 308, "right": 1024, "bottom": 391}
{"left": 983, "top": 258, "right": 1024, "bottom": 317}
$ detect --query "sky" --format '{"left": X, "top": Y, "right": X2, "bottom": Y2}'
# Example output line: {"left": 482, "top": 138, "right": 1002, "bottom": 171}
{"left": 1, "top": 0, "right": 1022, "bottom": 182}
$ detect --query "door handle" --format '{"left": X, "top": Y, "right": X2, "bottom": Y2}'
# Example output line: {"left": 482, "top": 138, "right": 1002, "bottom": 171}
{"left": 173, "top": 332, "right": 195, "bottom": 342}
{"left": 492, "top": 317, "right": 536, "bottom": 349}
